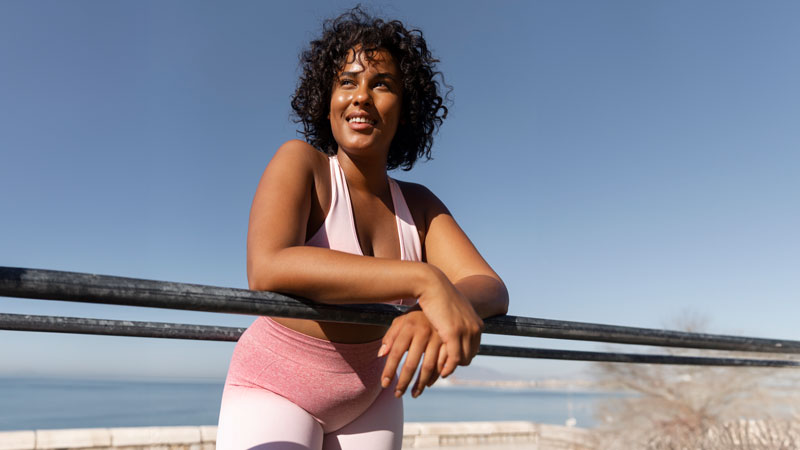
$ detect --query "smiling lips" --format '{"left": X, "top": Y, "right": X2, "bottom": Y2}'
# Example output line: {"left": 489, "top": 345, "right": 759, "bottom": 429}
{"left": 346, "top": 112, "right": 377, "bottom": 130}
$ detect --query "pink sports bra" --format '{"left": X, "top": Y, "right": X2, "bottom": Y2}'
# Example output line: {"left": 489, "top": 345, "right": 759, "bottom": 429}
{"left": 306, "top": 156, "right": 421, "bottom": 306}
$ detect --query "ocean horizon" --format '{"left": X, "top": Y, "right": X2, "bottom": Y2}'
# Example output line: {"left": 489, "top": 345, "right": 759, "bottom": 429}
{"left": 0, "top": 375, "right": 619, "bottom": 431}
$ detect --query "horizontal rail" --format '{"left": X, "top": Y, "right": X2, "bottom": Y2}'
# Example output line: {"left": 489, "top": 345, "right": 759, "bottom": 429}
{"left": 2, "top": 313, "right": 797, "bottom": 367}
{"left": 0, "top": 312, "right": 245, "bottom": 341}
{"left": 2, "top": 266, "right": 800, "bottom": 354}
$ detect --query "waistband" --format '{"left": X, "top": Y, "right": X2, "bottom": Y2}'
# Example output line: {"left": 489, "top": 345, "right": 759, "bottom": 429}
{"left": 254, "top": 317, "right": 384, "bottom": 372}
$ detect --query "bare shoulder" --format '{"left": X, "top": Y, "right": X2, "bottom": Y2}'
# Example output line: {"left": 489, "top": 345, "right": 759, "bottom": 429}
{"left": 268, "top": 139, "right": 329, "bottom": 174}
{"left": 249, "top": 140, "right": 330, "bottom": 255}
{"left": 262, "top": 141, "right": 331, "bottom": 239}
{"left": 253, "top": 139, "right": 330, "bottom": 213}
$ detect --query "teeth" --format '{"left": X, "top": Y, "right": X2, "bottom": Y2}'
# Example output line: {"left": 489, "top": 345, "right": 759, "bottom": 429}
{"left": 348, "top": 117, "right": 374, "bottom": 124}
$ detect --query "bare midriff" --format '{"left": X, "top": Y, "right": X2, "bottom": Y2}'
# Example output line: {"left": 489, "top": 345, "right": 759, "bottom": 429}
{"left": 271, "top": 316, "right": 388, "bottom": 343}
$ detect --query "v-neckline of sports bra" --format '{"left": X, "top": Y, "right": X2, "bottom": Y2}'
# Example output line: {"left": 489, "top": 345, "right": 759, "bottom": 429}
{"left": 332, "top": 156, "right": 406, "bottom": 260}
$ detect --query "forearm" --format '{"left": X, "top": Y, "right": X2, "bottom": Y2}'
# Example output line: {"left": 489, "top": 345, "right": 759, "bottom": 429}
{"left": 248, "top": 246, "right": 433, "bottom": 305}
{"left": 453, "top": 275, "right": 509, "bottom": 319}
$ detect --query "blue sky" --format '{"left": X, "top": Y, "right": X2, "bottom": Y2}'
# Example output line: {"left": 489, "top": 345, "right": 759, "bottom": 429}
{"left": 1, "top": 0, "right": 798, "bottom": 380}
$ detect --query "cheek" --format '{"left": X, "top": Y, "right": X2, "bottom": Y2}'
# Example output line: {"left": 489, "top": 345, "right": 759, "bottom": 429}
{"left": 331, "top": 93, "right": 350, "bottom": 110}
{"left": 328, "top": 94, "right": 341, "bottom": 120}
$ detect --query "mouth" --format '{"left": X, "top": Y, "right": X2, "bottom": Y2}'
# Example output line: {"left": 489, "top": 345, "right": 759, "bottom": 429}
{"left": 346, "top": 113, "right": 377, "bottom": 126}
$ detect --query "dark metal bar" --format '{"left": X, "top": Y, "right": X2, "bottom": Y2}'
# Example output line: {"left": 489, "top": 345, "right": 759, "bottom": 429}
{"left": 2, "top": 313, "right": 797, "bottom": 367}
{"left": 0, "top": 313, "right": 244, "bottom": 341}
{"left": 0, "top": 266, "right": 403, "bottom": 325}
{"left": 2, "top": 266, "right": 799, "bottom": 354}
{"left": 481, "top": 315, "right": 800, "bottom": 354}
{"left": 478, "top": 345, "right": 800, "bottom": 367}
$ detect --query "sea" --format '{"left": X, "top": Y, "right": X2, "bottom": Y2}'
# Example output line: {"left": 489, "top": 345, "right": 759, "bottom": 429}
{"left": 0, "top": 376, "right": 620, "bottom": 431}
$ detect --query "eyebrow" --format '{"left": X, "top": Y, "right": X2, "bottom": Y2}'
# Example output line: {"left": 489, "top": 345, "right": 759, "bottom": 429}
{"left": 339, "top": 72, "right": 398, "bottom": 81}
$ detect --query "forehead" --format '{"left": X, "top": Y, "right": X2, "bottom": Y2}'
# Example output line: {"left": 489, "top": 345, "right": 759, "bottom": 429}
{"left": 339, "top": 47, "right": 398, "bottom": 74}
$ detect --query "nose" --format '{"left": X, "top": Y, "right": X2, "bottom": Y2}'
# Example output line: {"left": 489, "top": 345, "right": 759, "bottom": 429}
{"left": 352, "top": 84, "right": 371, "bottom": 106}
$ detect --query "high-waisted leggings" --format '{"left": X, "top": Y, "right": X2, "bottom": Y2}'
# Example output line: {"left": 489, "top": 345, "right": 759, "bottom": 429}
{"left": 216, "top": 317, "right": 403, "bottom": 450}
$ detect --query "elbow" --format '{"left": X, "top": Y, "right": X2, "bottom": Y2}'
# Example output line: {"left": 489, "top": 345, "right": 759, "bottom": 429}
{"left": 248, "top": 274, "right": 269, "bottom": 291}
{"left": 248, "top": 272, "right": 283, "bottom": 292}
{"left": 497, "top": 297, "right": 509, "bottom": 316}
{"left": 486, "top": 275, "right": 509, "bottom": 316}
{"left": 456, "top": 274, "right": 510, "bottom": 317}
{"left": 248, "top": 277, "right": 270, "bottom": 291}
{"left": 499, "top": 300, "right": 509, "bottom": 316}
{"left": 247, "top": 260, "right": 280, "bottom": 292}
{"left": 496, "top": 281, "right": 510, "bottom": 316}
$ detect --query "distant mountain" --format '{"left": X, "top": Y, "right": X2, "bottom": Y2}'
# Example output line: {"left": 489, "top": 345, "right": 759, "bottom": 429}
{"left": 444, "top": 364, "right": 613, "bottom": 391}
{"left": 449, "top": 364, "right": 521, "bottom": 381}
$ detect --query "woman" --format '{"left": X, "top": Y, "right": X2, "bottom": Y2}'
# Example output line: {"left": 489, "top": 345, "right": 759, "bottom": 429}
{"left": 217, "top": 8, "right": 508, "bottom": 450}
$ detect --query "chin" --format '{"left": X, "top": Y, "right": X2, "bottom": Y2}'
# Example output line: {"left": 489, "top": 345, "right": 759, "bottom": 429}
{"left": 340, "top": 138, "right": 388, "bottom": 154}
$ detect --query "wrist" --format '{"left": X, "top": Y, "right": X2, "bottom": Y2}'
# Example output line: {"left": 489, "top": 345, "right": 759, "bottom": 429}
{"left": 414, "top": 263, "right": 448, "bottom": 305}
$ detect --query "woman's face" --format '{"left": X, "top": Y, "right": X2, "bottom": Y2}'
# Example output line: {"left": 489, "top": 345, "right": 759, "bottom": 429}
{"left": 329, "top": 48, "right": 403, "bottom": 159}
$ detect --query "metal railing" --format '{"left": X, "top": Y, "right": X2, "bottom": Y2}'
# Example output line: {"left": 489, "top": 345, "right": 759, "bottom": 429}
{"left": 2, "top": 266, "right": 799, "bottom": 367}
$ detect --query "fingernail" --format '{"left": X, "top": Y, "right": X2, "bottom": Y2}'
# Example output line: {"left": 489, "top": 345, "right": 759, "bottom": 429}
{"left": 377, "top": 344, "right": 387, "bottom": 357}
{"left": 412, "top": 389, "right": 420, "bottom": 398}
{"left": 394, "top": 390, "right": 402, "bottom": 398}
{"left": 382, "top": 377, "right": 391, "bottom": 388}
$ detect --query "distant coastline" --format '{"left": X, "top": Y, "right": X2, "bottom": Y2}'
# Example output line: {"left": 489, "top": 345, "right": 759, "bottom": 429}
{"left": 442, "top": 375, "right": 618, "bottom": 392}
{"left": 1, "top": 375, "right": 610, "bottom": 431}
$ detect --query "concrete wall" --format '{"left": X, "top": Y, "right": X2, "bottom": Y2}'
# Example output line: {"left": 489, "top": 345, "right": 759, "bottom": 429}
{"left": 0, "top": 422, "right": 592, "bottom": 450}
{"left": 403, "top": 422, "right": 591, "bottom": 449}
{"left": 0, "top": 426, "right": 217, "bottom": 450}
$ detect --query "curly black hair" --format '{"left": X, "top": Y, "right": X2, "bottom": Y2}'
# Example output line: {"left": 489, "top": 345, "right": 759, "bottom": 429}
{"left": 291, "top": 6, "right": 449, "bottom": 171}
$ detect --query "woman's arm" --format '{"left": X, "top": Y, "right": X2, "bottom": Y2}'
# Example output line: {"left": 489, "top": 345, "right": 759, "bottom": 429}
{"left": 379, "top": 183, "right": 509, "bottom": 397}
{"left": 248, "top": 140, "right": 483, "bottom": 374}
{"left": 423, "top": 192, "right": 509, "bottom": 318}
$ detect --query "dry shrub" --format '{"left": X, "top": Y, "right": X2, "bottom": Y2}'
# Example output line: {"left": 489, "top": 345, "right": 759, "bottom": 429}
{"left": 590, "top": 318, "right": 800, "bottom": 449}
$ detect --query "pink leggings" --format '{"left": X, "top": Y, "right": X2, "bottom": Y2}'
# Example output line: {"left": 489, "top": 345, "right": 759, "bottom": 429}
{"left": 216, "top": 317, "right": 403, "bottom": 449}
{"left": 216, "top": 382, "right": 402, "bottom": 449}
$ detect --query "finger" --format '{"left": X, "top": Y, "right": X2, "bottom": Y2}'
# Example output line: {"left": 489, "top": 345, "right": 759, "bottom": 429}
{"left": 412, "top": 338, "right": 441, "bottom": 397}
{"left": 442, "top": 336, "right": 463, "bottom": 378}
{"left": 469, "top": 318, "right": 484, "bottom": 362}
{"left": 469, "top": 328, "right": 482, "bottom": 363}
{"left": 461, "top": 318, "right": 483, "bottom": 365}
{"left": 381, "top": 330, "right": 412, "bottom": 389}
{"left": 462, "top": 332, "right": 474, "bottom": 366}
{"left": 379, "top": 317, "right": 403, "bottom": 358}
{"left": 434, "top": 343, "right": 447, "bottom": 384}
{"left": 426, "top": 372, "right": 440, "bottom": 389}
{"left": 396, "top": 333, "right": 428, "bottom": 397}
{"left": 436, "top": 342, "right": 447, "bottom": 374}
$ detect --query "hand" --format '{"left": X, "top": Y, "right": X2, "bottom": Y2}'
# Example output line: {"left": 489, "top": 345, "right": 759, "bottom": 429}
{"left": 378, "top": 307, "right": 448, "bottom": 398}
{"left": 416, "top": 267, "right": 484, "bottom": 378}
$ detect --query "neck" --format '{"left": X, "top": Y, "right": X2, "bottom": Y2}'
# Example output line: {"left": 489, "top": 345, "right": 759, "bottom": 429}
{"left": 336, "top": 148, "right": 390, "bottom": 196}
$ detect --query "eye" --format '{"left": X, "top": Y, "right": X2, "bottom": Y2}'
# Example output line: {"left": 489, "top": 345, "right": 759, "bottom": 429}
{"left": 339, "top": 78, "right": 356, "bottom": 87}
